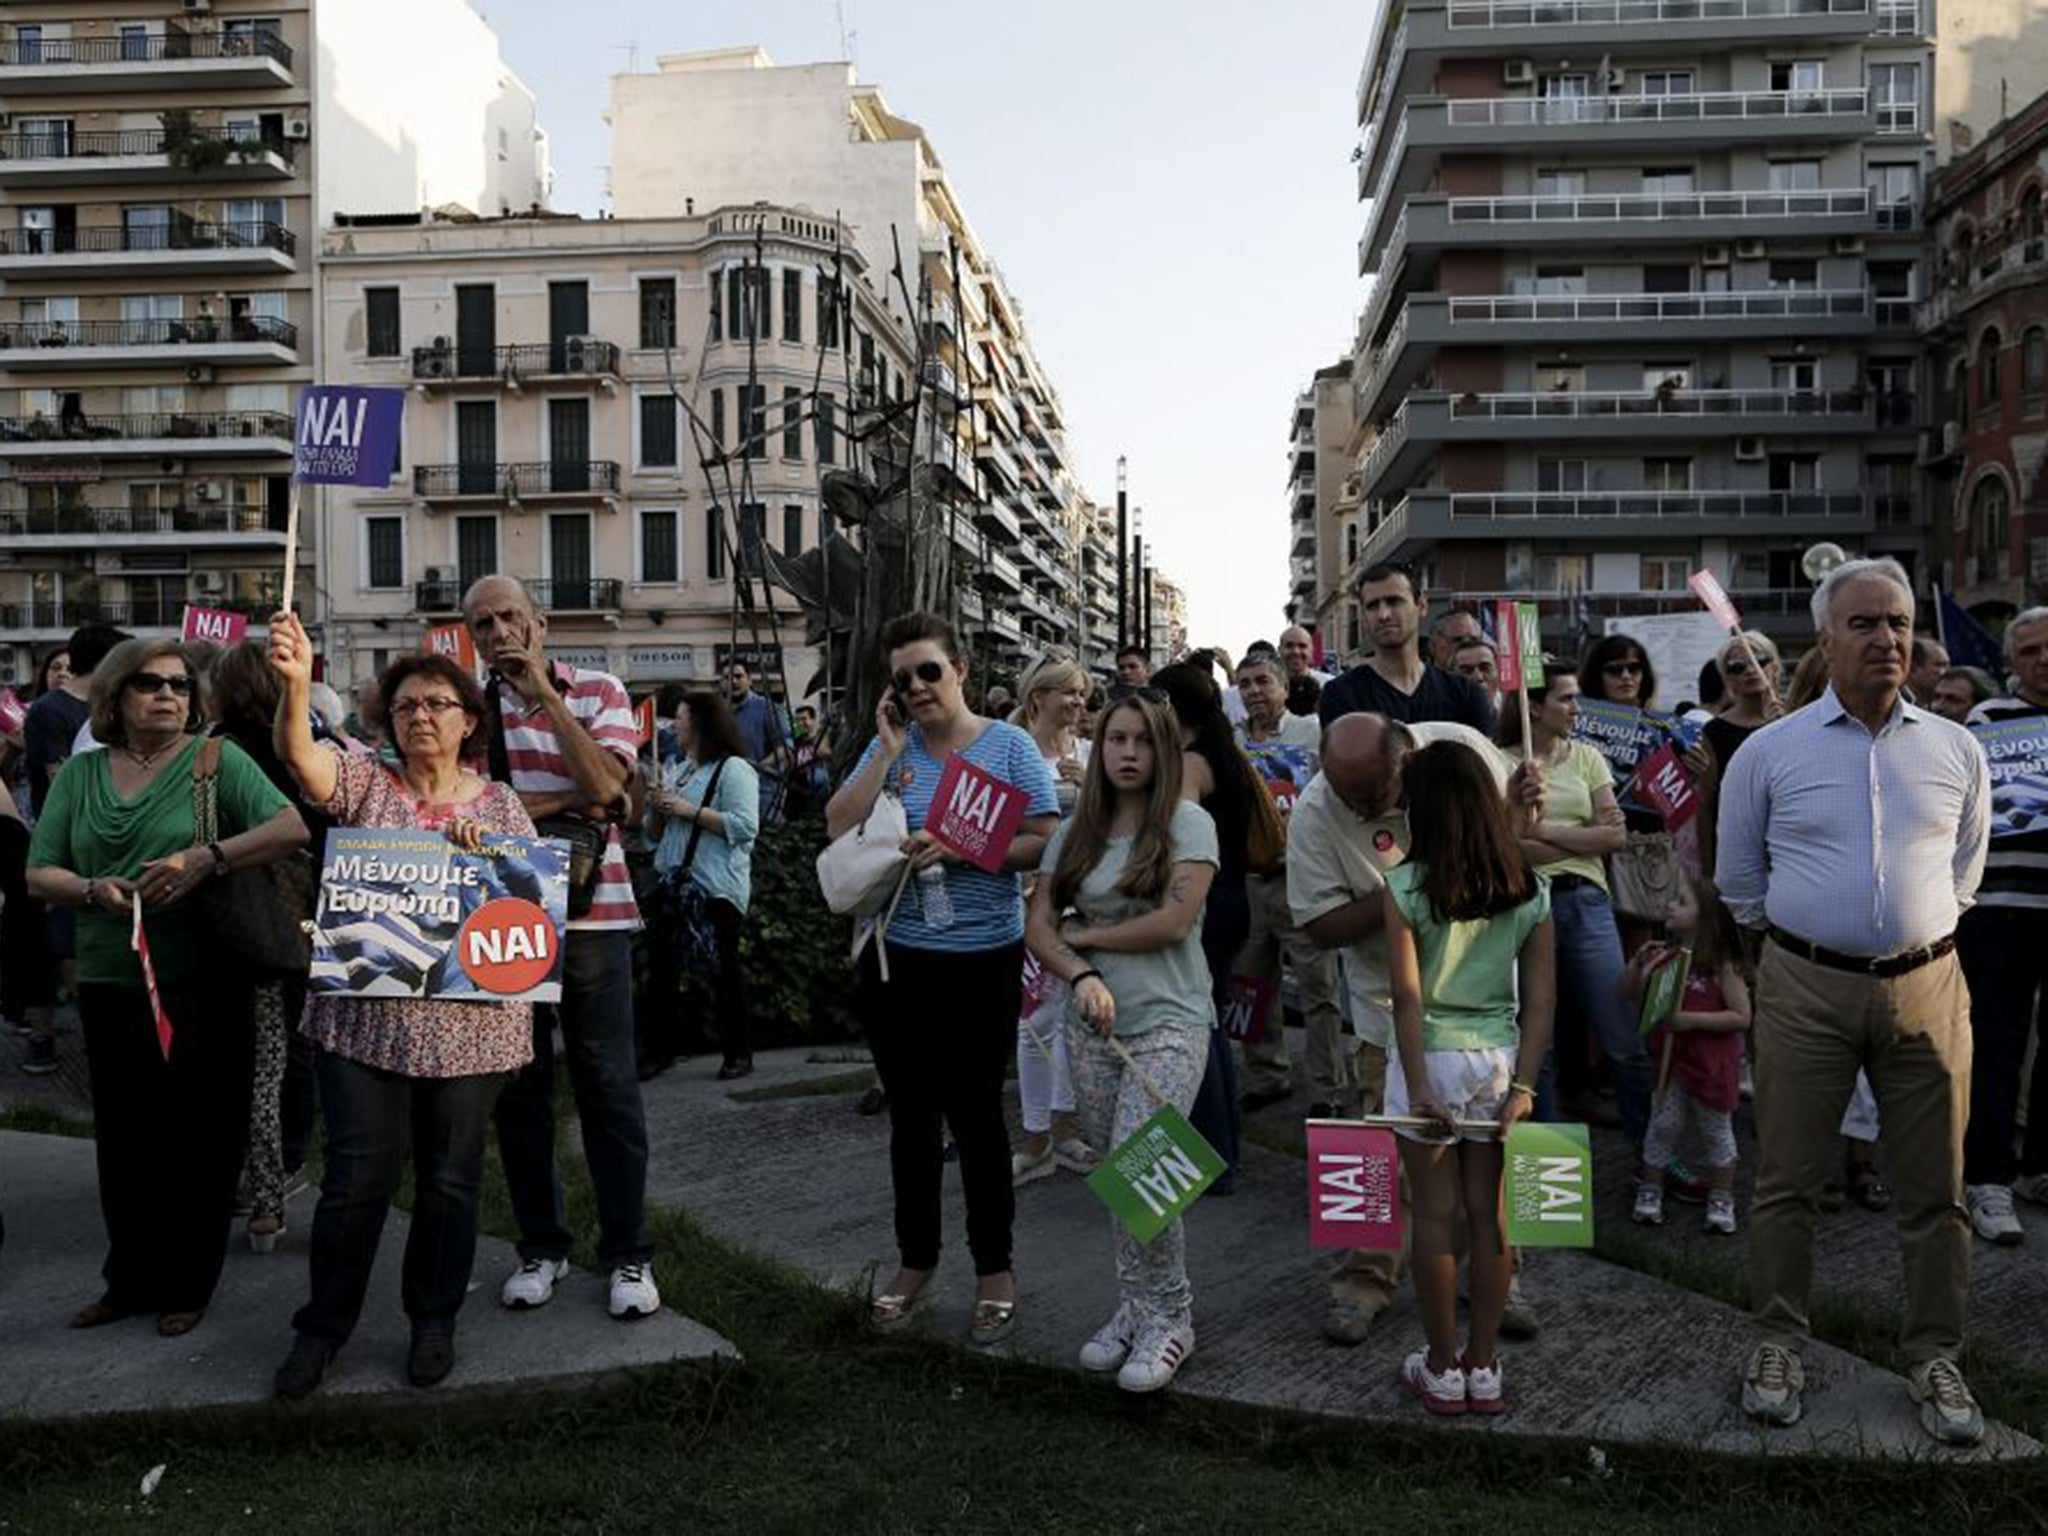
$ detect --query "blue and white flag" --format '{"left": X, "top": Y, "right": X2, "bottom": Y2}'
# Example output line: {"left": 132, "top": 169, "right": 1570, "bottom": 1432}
{"left": 1971, "top": 717, "right": 2048, "bottom": 840}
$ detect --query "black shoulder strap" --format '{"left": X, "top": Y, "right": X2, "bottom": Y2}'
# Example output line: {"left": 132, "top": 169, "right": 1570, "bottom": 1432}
{"left": 485, "top": 676, "right": 513, "bottom": 787}
{"left": 678, "top": 756, "right": 729, "bottom": 876}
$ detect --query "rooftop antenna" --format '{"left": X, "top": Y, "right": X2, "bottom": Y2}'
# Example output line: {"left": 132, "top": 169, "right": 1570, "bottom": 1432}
{"left": 612, "top": 38, "right": 640, "bottom": 75}
{"left": 836, "top": 0, "right": 858, "bottom": 71}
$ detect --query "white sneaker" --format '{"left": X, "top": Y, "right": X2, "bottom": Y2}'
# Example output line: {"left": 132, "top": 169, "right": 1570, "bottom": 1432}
{"left": 1078, "top": 1300, "right": 1139, "bottom": 1373}
{"left": 1704, "top": 1191, "right": 1739, "bottom": 1236}
{"left": 1053, "top": 1136, "right": 1101, "bottom": 1174}
{"left": 1908, "top": 1357, "right": 1986, "bottom": 1447}
{"left": 2013, "top": 1172, "right": 2048, "bottom": 1208}
{"left": 1462, "top": 1354, "right": 1506, "bottom": 1416}
{"left": 1011, "top": 1141, "right": 1056, "bottom": 1187}
{"left": 608, "top": 1262, "right": 661, "bottom": 1319}
{"left": 1966, "top": 1183, "right": 2024, "bottom": 1246}
{"left": 500, "top": 1257, "right": 570, "bottom": 1310}
{"left": 1632, "top": 1182, "right": 1667, "bottom": 1227}
{"left": 1400, "top": 1350, "right": 1467, "bottom": 1416}
{"left": 1116, "top": 1318, "right": 1195, "bottom": 1393}
{"left": 1741, "top": 1342, "right": 1805, "bottom": 1427}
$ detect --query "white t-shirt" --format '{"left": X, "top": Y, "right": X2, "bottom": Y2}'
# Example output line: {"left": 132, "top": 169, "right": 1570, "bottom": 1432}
{"left": 1284, "top": 721, "right": 1512, "bottom": 1046}
{"left": 1222, "top": 686, "right": 1249, "bottom": 726}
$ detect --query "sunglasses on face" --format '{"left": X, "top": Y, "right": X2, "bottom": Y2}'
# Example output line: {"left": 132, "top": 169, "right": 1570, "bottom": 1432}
{"left": 1603, "top": 661, "right": 1644, "bottom": 677}
{"left": 126, "top": 673, "right": 193, "bottom": 697}
{"left": 891, "top": 660, "right": 947, "bottom": 693}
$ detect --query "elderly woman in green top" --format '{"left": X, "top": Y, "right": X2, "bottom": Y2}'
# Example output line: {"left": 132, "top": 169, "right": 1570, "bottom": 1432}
{"left": 27, "top": 638, "right": 307, "bottom": 1337}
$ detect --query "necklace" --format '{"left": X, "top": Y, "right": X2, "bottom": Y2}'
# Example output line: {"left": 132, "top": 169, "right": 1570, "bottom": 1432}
{"left": 123, "top": 739, "right": 175, "bottom": 772}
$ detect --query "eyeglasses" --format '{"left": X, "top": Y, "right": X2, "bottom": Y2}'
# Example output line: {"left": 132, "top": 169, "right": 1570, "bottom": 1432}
{"left": 891, "top": 660, "right": 947, "bottom": 693}
{"left": 391, "top": 696, "right": 466, "bottom": 720}
{"left": 1602, "top": 661, "right": 1644, "bottom": 677}
{"left": 126, "top": 673, "right": 193, "bottom": 697}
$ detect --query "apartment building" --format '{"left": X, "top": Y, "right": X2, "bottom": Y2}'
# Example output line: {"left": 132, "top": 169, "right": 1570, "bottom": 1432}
{"left": 1151, "top": 573, "right": 1189, "bottom": 663}
{"left": 607, "top": 48, "right": 1104, "bottom": 674}
{"left": 1349, "top": 0, "right": 1934, "bottom": 651}
{"left": 1934, "top": 0, "right": 2047, "bottom": 162}
{"left": 315, "top": 204, "right": 915, "bottom": 695}
{"left": 0, "top": 0, "right": 546, "bottom": 687}
{"left": 1285, "top": 358, "right": 1363, "bottom": 661}
{"left": 1923, "top": 83, "right": 2048, "bottom": 614}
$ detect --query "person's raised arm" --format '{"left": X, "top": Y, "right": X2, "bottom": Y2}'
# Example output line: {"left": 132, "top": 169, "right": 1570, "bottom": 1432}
{"left": 267, "top": 610, "right": 337, "bottom": 806}
{"left": 825, "top": 696, "right": 904, "bottom": 838}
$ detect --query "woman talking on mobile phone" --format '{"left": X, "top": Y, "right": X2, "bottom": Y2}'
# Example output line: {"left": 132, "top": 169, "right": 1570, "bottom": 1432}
{"left": 826, "top": 613, "right": 1060, "bottom": 1346}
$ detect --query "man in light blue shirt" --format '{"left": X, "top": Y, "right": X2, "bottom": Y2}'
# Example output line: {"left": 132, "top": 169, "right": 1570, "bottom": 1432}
{"left": 1716, "top": 557, "right": 1990, "bottom": 1448}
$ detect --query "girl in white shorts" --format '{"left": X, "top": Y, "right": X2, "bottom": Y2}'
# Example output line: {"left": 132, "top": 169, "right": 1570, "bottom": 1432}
{"left": 1383, "top": 740, "right": 1555, "bottom": 1419}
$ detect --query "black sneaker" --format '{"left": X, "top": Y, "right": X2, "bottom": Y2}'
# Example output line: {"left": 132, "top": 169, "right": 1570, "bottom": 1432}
{"left": 20, "top": 1035, "right": 57, "bottom": 1076}
{"left": 715, "top": 1056, "right": 754, "bottom": 1081}
{"left": 408, "top": 1324, "right": 456, "bottom": 1388}
{"left": 274, "top": 1334, "right": 336, "bottom": 1401}
{"left": 855, "top": 1086, "right": 889, "bottom": 1117}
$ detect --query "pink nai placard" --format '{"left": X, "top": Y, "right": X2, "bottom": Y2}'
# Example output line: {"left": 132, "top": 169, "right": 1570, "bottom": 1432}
{"left": 1220, "top": 973, "right": 1276, "bottom": 1044}
{"left": 1306, "top": 1123, "right": 1403, "bottom": 1250}
{"left": 924, "top": 756, "right": 1026, "bottom": 874}
{"left": 181, "top": 606, "right": 249, "bottom": 647}
{"left": 1687, "top": 569, "right": 1741, "bottom": 630}
{"left": 1631, "top": 740, "right": 1701, "bottom": 832}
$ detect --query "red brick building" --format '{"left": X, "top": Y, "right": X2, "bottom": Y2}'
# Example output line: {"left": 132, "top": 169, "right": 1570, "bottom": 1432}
{"left": 1926, "top": 88, "right": 2048, "bottom": 620}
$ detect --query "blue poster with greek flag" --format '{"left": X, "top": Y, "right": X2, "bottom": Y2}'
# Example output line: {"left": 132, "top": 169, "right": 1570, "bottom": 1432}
{"left": 1971, "top": 717, "right": 2048, "bottom": 840}
{"left": 310, "top": 828, "right": 570, "bottom": 1002}
{"left": 1574, "top": 699, "right": 1699, "bottom": 813}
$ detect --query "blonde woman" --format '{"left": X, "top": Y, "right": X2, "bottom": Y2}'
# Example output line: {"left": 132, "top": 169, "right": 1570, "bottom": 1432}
{"left": 1012, "top": 652, "right": 1097, "bottom": 1184}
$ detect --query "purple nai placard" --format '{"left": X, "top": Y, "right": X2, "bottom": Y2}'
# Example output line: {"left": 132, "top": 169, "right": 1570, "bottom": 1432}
{"left": 1306, "top": 1123, "right": 1404, "bottom": 1250}
{"left": 293, "top": 385, "right": 405, "bottom": 486}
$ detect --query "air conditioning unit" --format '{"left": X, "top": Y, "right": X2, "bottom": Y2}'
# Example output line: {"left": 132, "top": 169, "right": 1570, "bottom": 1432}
{"left": 183, "top": 0, "right": 212, "bottom": 11}
{"left": 1702, "top": 244, "right": 1732, "bottom": 267}
{"left": 194, "top": 571, "right": 227, "bottom": 594}
{"left": 562, "top": 335, "right": 592, "bottom": 371}
{"left": 185, "top": 364, "right": 214, "bottom": 384}
{"left": 1503, "top": 59, "right": 1536, "bottom": 86}
{"left": 1602, "top": 66, "right": 1627, "bottom": 91}
{"left": 1736, "top": 238, "right": 1768, "bottom": 259}
{"left": 416, "top": 351, "right": 452, "bottom": 380}
{"left": 283, "top": 118, "right": 311, "bottom": 141}
{"left": 0, "top": 116, "right": 12, "bottom": 132}
{"left": 1832, "top": 234, "right": 1865, "bottom": 254}
{"left": 1943, "top": 420, "right": 1963, "bottom": 454}
{"left": 424, "top": 565, "right": 455, "bottom": 584}
{"left": 1735, "top": 436, "right": 1766, "bottom": 461}
{"left": 196, "top": 481, "right": 224, "bottom": 502}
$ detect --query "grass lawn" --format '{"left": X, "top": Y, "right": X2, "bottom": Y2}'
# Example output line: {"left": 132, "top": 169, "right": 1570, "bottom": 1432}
{"left": 3, "top": 1113, "right": 2045, "bottom": 1533}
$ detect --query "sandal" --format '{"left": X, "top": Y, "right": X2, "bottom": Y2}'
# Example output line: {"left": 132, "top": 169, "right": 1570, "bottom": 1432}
{"left": 869, "top": 1281, "right": 934, "bottom": 1332}
{"left": 970, "top": 1280, "right": 1018, "bottom": 1348}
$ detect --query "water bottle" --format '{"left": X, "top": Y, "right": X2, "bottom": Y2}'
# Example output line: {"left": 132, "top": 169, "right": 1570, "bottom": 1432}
{"left": 918, "top": 865, "right": 955, "bottom": 929}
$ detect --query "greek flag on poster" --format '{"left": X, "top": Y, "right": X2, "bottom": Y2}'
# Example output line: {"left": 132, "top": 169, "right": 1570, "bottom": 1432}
{"left": 309, "top": 827, "right": 569, "bottom": 1001}
{"left": 1971, "top": 718, "right": 2048, "bottom": 840}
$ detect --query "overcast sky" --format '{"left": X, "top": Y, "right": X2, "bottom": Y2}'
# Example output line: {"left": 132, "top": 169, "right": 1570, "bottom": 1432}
{"left": 477, "top": 0, "right": 1378, "bottom": 651}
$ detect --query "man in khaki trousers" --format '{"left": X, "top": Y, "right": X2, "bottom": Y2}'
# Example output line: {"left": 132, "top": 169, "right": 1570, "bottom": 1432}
{"left": 1717, "top": 557, "right": 1990, "bottom": 1448}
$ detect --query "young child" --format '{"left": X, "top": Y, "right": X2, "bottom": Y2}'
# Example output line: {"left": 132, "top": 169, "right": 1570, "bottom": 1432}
{"left": 1383, "top": 741, "right": 1555, "bottom": 1417}
{"left": 1624, "top": 869, "right": 1752, "bottom": 1234}
{"left": 1026, "top": 694, "right": 1219, "bottom": 1394}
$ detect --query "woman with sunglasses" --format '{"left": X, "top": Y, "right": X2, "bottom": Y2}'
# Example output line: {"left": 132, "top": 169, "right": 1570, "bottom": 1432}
{"left": 27, "top": 639, "right": 307, "bottom": 1338}
{"left": 828, "top": 613, "right": 1060, "bottom": 1344}
{"left": 1693, "top": 631, "right": 1784, "bottom": 874}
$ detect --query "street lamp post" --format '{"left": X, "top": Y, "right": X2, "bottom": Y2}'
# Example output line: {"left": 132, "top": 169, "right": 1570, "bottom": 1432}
{"left": 1115, "top": 455, "right": 1128, "bottom": 654}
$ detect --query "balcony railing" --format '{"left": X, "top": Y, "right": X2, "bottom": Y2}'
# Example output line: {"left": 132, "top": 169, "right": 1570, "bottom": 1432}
{"left": 1924, "top": 237, "right": 2048, "bottom": 329}
{"left": 0, "top": 410, "right": 292, "bottom": 445}
{"left": 1451, "top": 388, "right": 1875, "bottom": 420}
{"left": 1446, "top": 0, "right": 1871, "bottom": 24}
{"left": 412, "top": 462, "right": 623, "bottom": 499}
{"left": 0, "top": 595, "right": 272, "bottom": 631}
{"left": 0, "top": 315, "right": 297, "bottom": 351}
{"left": 1446, "top": 289, "right": 1872, "bottom": 324}
{"left": 1436, "top": 587, "right": 1826, "bottom": 620}
{"left": 0, "top": 127, "right": 295, "bottom": 166}
{"left": 414, "top": 577, "right": 622, "bottom": 612}
{"left": 1445, "top": 187, "right": 1870, "bottom": 224}
{"left": 410, "top": 340, "right": 621, "bottom": 382}
{"left": 1444, "top": 88, "right": 1868, "bottom": 127}
{"left": 0, "top": 220, "right": 295, "bottom": 258}
{"left": 1, "top": 32, "right": 294, "bottom": 68}
{"left": 1446, "top": 490, "right": 1869, "bottom": 521}
{"left": 0, "top": 502, "right": 277, "bottom": 537}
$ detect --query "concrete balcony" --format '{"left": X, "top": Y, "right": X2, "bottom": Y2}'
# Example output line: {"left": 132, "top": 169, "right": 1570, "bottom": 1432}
{"left": 0, "top": 409, "right": 292, "bottom": 459}
{"left": 1359, "top": 388, "right": 1882, "bottom": 500}
{"left": 0, "top": 315, "right": 297, "bottom": 370}
{"left": 0, "top": 30, "right": 295, "bottom": 95}
{"left": 411, "top": 339, "right": 622, "bottom": 392}
{"left": 973, "top": 549, "right": 1023, "bottom": 595}
{"left": 975, "top": 438, "right": 1022, "bottom": 495}
{"left": 0, "top": 499, "right": 284, "bottom": 548}
{"left": 1360, "top": 488, "right": 1874, "bottom": 566}
{"left": 0, "top": 128, "right": 296, "bottom": 187}
{"left": 0, "top": 220, "right": 295, "bottom": 280}
{"left": 1358, "top": 290, "right": 1876, "bottom": 417}
{"left": 412, "top": 462, "right": 623, "bottom": 509}
{"left": 0, "top": 594, "right": 273, "bottom": 640}
{"left": 1923, "top": 237, "right": 2048, "bottom": 335}
{"left": 1364, "top": 188, "right": 1873, "bottom": 276}
{"left": 973, "top": 497, "right": 1021, "bottom": 545}
{"left": 1436, "top": 586, "right": 1832, "bottom": 627}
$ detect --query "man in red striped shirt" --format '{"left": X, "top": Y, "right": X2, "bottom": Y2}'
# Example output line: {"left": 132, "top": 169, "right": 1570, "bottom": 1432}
{"left": 464, "top": 576, "right": 660, "bottom": 1321}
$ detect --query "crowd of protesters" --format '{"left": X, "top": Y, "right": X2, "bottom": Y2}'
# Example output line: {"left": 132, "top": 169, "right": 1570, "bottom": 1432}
{"left": 0, "top": 556, "right": 2041, "bottom": 1447}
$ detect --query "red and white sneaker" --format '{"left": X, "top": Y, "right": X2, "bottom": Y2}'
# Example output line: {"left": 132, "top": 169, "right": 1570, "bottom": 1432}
{"left": 1116, "top": 1318, "right": 1194, "bottom": 1393}
{"left": 1400, "top": 1350, "right": 1468, "bottom": 1416}
{"left": 1462, "top": 1354, "right": 1506, "bottom": 1416}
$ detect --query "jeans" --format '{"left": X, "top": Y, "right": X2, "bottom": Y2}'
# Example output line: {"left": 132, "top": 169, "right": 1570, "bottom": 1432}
{"left": 495, "top": 929, "right": 652, "bottom": 1269}
{"left": 1955, "top": 906, "right": 2048, "bottom": 1185}
{"left": 1236, "top": 870, "right": 1345, "bottom": 1098}
{"left": 697, "top": 897, "right": 752, "bottom": 1066}
{"left": 1538, "top": 881, "right": 1652, "bottom": 1147}
{"left": 1189, "top": 874, "right": 1250, "bottom": 1180}
{"left": 859, "top": 940, "right": 1021, "bottom": 1275}
{"left": 79, "top": 973, "right": 254, "bottom": 1313}
{"left": 293, "top": 1050, "right": 509, "bottom": 1343}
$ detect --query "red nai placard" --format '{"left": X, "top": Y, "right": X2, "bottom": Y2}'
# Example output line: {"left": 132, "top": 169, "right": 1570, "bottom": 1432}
{"left": 924, "top": 757, "right": 1027, "bottom": 873}
{"left": 181, "top": 605, "right": 249, "bottom": 647}
{"left": 1630, "top": 740, "right": 1701, "bottom": 831}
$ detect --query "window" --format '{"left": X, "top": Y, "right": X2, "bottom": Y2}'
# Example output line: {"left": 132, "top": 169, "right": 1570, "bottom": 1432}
{"left": 784, "top": 504, "right": 804, "bottom": 555}
{"left": 738, "top": 503, "right": 767, "bottom": 574}
{"left": 1768, "top": 160, "right": 1822, "bottom": 193}
{"left": 455, "top": 516, "right": 497, "bottom": 590}
{"left": 1770, "top": 358, "right": 1819, "bottom": 392}
{"left": 1869, "top": 358, "right": 1916, "bottom": 425}
{"left": 1642, "top": 556, "right": 1692, "bottom": 590}
{"left": 1867, "top": 161, "right": 1919, "bottom": 226}
{"left": 1644, "top": 364, "right": 1692, "bottom": 391}
{"left": 706, "top": 508, "right": 727, "bottom": 580}
{"left": 782, "top": 386, "right": 802, "bottom": 458}
{"left": 1538, "top": 75, "right": 1589, "bottom": 125}
{"left": 18, "top": 117, "right": 73, "bottom": 157}
{"left": 1536, "top": 457, "right": 1587, "bottom": 493}
{"left": 26, "top": 296, "right": 80, "bottom": 326}
{"left": 1870, "top": 62, "right": 1921, "bottom": 132}
{"left": 1768, "top": 454, "right": 1821, "bottom": 494}
{"left": 639, "top": 394, "right": 678, "bottom": 468}
{"left": 1535, "top": 554, "right": 1590, "bottom": 592}
{"left": 740, "top": 384, "right": 766, "bottom": 461}
{"left": 727, "top": 268, "right": 770, "bottom": 341}
{"left": 1979, "top": 328, "right": 2004, "bottom": 410}
{"left": 118, "top": 25, "right": 147, "bottom": 61}
{"left": 1537, "top": 362, "right": 1584, "bottom": 392}
{"left": 225, "top": 197, "right": 285, "bottom": 240}
{"left": 782, "top": 269, "right": 802, "bottom": 343}
{"left": 1770, "top": 60, "right": 1825, "bottom": 95}
{"left": 1642, "top": 264, "right": 1692, "bottom": 295}
{"left": 2024, "top": 185, "right": 2046, "bottom": 244}
{"left": 1970, "top": 475, "right": 2011, "bottom": 581}
{"left": 640, "top": 510, "right": 679, "bottom": 584}
{"left": 1868, "top": 454, "right": 1915, "bottom": 524}
{"left": 639, "top": 278, "right": 675, "bottom": 349}
{"left": 365, "top": 516, "right": 404, "bottom": 590}
{"left": 365, "top": 288, "right": 400, "bottom": 357}
{"left": 707, "top": 270, "right": 722, "bottom": 344}
{"left": 123, "top": 205, "right": 171, "bottom": 251}
{"left": 817, "top": 279, "right": 842, "bottom": 350}
{"left": 1534, "top": 168, "right": 1586, "bottom": 199}
{"left": 1642, "top": 457, "right": 1693, "bottom": 491}
{"left": 1639, "top": 72, "right": 1695, "bottom": 97}
{"left": 1768, "top": 258, "right": 1819, "bottom": 290}
{"left": 1640, "top": 169, "right": 1694, "bottom": 198}
{"left": 816, "top": 391, "right": 837, "bottom": 464}
{"left": 1533, "top": 265, "right": 1586, "bottom": 295}
{"left": 2023, "top": 328, "right": 2047, "bottom": 401}
{"left": 710, "top": 388, "right": 725, "bottom": 448}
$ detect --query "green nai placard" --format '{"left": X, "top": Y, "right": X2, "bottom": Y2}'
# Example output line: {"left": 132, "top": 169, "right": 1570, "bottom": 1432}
{"left": 1505, "top": 1121, "right": 1595, "bottom": 1248}
{"left": 1638, "top": 947, "right": 1692, "bottom": 1037}
{"left": 1086, "top": 1105, "right": 1226, "bottom": 1244}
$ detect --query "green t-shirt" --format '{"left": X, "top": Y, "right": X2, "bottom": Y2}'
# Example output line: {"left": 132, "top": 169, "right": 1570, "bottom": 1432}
{"left": 1040, "top": 798, "right": 1219, "bottom": 1037}
{"left": 1386, "top": 863, "right": 1552, "bottom": 1051}
{"left": 28, "top": 735, "right": 292, "bottom": 985}
{"left": 1505, "top": 738, "right": 1613, "bottom": 891}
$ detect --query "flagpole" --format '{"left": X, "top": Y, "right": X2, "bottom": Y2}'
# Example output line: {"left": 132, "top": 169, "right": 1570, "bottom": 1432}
{"left": 1933, "top": 582, "right": 1948, "bottom": 652}
{"left": 281, "top": 479, "right": 302, "bottom": 615}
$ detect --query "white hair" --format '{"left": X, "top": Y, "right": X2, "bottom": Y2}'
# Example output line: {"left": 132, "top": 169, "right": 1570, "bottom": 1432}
{"left": 307, "top": 681, "right": 348, "bottom": 733}
{"left": 1810, "top": 557, "right": 1914, "bottom": 634}
{"left": 2006, "top": 606, "right": 2048, "bottom": 659}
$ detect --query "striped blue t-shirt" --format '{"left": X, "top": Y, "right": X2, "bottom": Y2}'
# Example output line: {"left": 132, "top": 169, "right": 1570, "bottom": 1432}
{"left": 854, "top": 718, "right": 1060, "bottom": 953}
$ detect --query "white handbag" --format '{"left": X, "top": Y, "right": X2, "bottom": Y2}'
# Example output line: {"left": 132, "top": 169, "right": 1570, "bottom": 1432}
{"left": 816, "top": 789, "right": 910, "bottom": 916}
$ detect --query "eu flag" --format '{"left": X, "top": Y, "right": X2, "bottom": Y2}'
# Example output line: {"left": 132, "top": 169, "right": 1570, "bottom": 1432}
{"left": 1936, "top": 586, "right": 2006, "bottom": 677}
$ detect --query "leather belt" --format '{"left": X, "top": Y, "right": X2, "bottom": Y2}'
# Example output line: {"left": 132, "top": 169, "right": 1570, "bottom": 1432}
{"left": 1768, "top": 927, "right": 1955, "bottom": 979}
